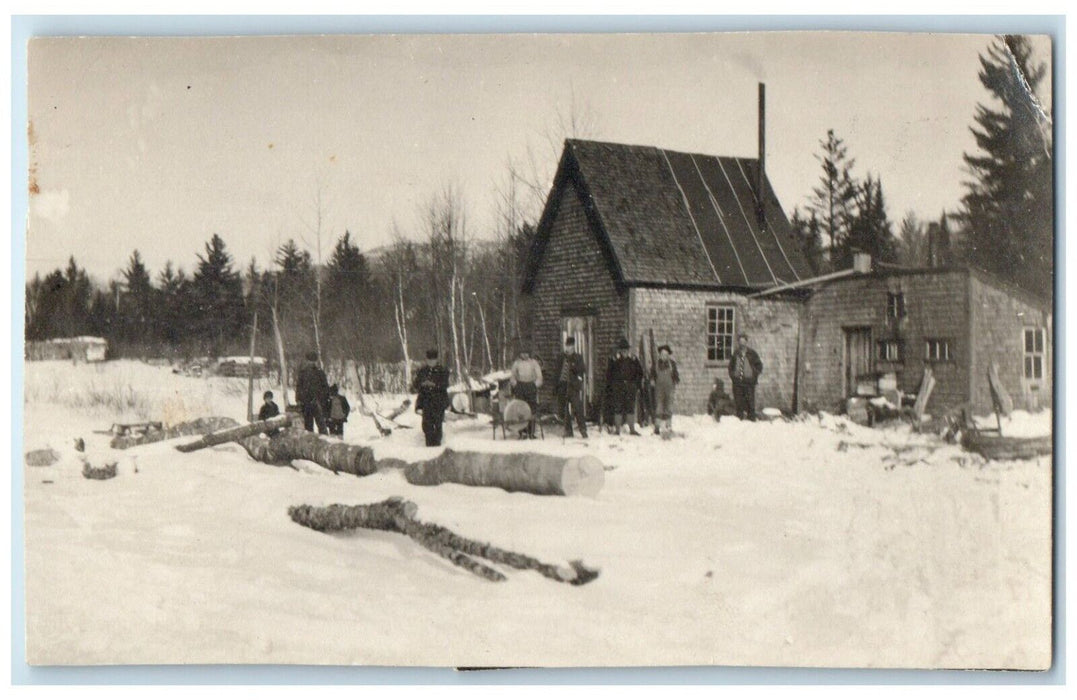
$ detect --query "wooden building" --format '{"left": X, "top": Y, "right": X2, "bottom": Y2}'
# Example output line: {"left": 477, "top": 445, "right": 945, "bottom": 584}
{"left": 521, "top": 138, "right": 812, "bottom": 418}
{"left": 798, "top": 267, "right": 1052, "bottom": 415}
{"left": 25, "top": 336, "right": 108, "bottom": 363}
{"left": 523, "top": 139, "right": 1052, "bottom": 420}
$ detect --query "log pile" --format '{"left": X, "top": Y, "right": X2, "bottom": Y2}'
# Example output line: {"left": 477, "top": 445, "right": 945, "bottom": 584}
{"left": 111, "top": 416, "right": 239, "bottom": 449}
{"left": 288, "top": 497, "right": 599, "bottom": 585}
{"left": 403, "top": 449, "right": 605, "bottom": 497}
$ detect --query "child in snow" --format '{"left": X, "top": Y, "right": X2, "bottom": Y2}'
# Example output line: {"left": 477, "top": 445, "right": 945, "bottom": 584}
{"left": 707, "top": 378, "right": 735, "bottom": 422}
{"left": 650, "top": 344, "right": 680, "bottom": 437}
{"left": 326, "top": 384, "right": 351, "bottom": 437}
{"left": 257, "top": 391, "right": 282, "bottom": 436}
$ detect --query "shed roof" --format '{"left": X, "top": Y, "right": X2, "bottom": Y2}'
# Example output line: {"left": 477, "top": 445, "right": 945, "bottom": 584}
{"left": 524, "top": 139, "right": 813, "bottom": 291}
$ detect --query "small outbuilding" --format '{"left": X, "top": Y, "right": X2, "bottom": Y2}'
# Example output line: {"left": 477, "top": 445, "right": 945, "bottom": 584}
{"left": 26, "top": 336, "right": 108, "bottom": 363}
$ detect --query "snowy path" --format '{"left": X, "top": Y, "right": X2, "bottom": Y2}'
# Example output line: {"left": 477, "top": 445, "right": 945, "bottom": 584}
{"left": 22, "top": 361, "right": 1052, "bottom": 668}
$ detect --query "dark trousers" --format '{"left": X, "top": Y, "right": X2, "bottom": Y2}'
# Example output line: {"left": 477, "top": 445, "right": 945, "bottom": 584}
{"left": 513, "top": 382, "right": 538, "bottom": 437}
{"left": 302, "top": 401, "right": 328, "bottom": 434}
{"left": 557, "top": 387, "right": 588, "bottom": 437}
{"left": 421, "top": 408, "right": 446, "bottom": 446}
{"left": 733, "top": 382, "right": 757, "bottom": 421}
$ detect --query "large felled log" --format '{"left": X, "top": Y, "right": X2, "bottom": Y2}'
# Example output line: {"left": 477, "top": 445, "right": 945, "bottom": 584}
{"left": 238, "top": 430, "right": 377, "bottom": 476}
{"left": 403, "top": 448, "right": 604, "bottom": 497}
{"left": 111, "top": 416, "right": 240, "bottom": 449}
{"left": 288, "top": 497, "right": 599, "bottom": 585}
{"left": 175, "top": 414, "right": 292, "bottom": 453}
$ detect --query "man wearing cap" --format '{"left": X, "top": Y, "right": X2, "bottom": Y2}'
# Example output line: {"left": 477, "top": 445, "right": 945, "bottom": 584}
{"left": 552, "top": 336, "right": 588, "bottom": 439}
{"left": 605, "top": 337, "right": 644, "bottom": 436}
{"left": 412, "top": 349, "right": 451, "bottom": 446}
{"left": 295, "top": 350, "right": 330, "bottom": 434}
{"left": 728, "top": 333, "right": 764, "bottom": 421}
{"left": 650, "top": 344, "right": 680, "bottom": 436}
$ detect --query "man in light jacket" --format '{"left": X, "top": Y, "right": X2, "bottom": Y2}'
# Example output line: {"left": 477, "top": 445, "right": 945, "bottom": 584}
{"left": 510, "top": 349, "right": 543, "bottom": 438}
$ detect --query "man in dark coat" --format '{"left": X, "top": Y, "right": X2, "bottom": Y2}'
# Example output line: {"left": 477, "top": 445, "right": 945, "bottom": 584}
{"left": 412, "top": 348, "right": 450, "bottom": 447}
{"left": 553, "top": 336, "right": 588, "bottom": 439}
{"left": 295, "top": 350, "right": 330, "bottom": 434}
{"left": 605, "top": 337, "right": 643, "bottom": 435}
{"left": 728, "top": 333, "right": 764, "bottom": 421}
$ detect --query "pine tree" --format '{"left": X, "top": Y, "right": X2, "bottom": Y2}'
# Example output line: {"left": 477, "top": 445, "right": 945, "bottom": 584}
{"left": 790, "top": 207, "right": 825, "bottom": 274}
{"left": 122, "top": 250, "right": 155, "bottom": 347}
{"left": 958, "top": 35, "right": 1053, "bottom": 298}
{"left": 841, "top": 175, "right": 896, "bottom": 268}
{"left": 190, "top": 234, "right": 244, "bottom": 355}
{"left": 158, "top": 261, "right": 190, "bottom": 351}
{"left": 807, "top": 129, "right": 858, "bottom": 270}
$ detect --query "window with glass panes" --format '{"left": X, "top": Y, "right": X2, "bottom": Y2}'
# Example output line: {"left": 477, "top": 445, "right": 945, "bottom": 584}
{"left": 706, "top": 306, "right": 735, "bottom": 362}
{"left": 1024, "top": 328, "right": 1045, "bottom": 380}
{"left": 924, "top": 338, "right": 952, "bottom": 361}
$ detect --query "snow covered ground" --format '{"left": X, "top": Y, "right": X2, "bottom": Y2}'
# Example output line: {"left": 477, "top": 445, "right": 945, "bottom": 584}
{"left": 22, "top": 360, "right": 1053, "bottom": 668}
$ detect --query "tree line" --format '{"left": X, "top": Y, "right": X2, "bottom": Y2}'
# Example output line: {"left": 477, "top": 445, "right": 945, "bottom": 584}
{"left": 25, "top": 35, "right": 1053, "bottom": 374}
{"left": 789, "top": 35, "right": 1052, "bottom": 300}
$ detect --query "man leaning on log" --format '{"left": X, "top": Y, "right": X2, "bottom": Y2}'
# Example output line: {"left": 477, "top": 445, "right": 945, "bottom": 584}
{"left": 412, "top": 349, "right": 450, "bottom": 447}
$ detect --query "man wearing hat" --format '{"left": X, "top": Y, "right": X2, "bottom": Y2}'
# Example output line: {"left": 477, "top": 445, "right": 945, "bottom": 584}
{"left": 295, "top": 350, "right": 330, "bottom": 434}
{"left": 552, "top": 336, "right": 588, "bottom": 438}
{"left": 605, "top": 337, "right": 644, "bottom": 435}
{"left": 412, "top": 349, "right": 451, "bottom": 446}
{"left": 728, "top": 333, "right": 764, "bottom": 421}
{"left": 650, "top": 343, "right": 680, "bottom": 436}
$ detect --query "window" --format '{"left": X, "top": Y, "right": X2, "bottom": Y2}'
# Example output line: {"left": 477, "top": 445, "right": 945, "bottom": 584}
{"left": 887, "top": 292, "right": 906, "bottom": 320}
{"left": 876, "top": 339, "right": 903, "bottom": 362}
{"left": 924, "top": 338, "right": 952, "bottom": 362}
{"left": 706, "top": 306, "right": 735, "bottom": 362}
{"left": 1024, "top": 328, "right": 1045, "bottom": 380}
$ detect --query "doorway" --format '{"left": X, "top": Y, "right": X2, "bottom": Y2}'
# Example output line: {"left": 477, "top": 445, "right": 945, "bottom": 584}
{"left": 560, "top": 315, "right": 595, "bottom": 409}
{"left": 843, "top": 326, "right": 873, "bottom": 398}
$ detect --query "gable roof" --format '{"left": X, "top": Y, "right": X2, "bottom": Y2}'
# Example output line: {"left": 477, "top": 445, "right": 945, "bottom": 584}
{"left": 524, "top": 139, "right": 813, "bottom": 291}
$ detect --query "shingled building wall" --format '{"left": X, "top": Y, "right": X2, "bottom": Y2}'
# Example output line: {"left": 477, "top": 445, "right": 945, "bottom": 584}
{"left": 526, "top": 179, "right": 628, "bottom": 418}
{"left": 629, "top": 288, "right": 802, "bottom": 414}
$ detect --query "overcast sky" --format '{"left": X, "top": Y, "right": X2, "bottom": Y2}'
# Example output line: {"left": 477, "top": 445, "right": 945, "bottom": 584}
{"left": 26, "top": 32, "right": 1052, "bottom": 282}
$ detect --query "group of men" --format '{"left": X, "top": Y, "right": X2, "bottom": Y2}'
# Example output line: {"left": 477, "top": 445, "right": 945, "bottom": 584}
{"left": 276, "top": 331, "right": 763, "bottom": 447}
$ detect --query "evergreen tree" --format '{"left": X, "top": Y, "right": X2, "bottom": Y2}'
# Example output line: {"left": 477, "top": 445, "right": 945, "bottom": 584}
{"left": 121, "top": 250, "right": 155, "bottom": 346}
{"left": 958, "top": 35, "right": 1053, "bottom": 298}
{"left": 790, "top": 207, "right": 825, "bottom": 274}
{"left": 190, "top": 234, "right": 244, "bottom": 355}
{"left": 157, "top": 261, "right": 190, "bottom": 351}
{"left": 841, "top": 175, "right": 896, "bottom": 268}
{"left": 807, "top": 129, "right": 858, "bottom": 269}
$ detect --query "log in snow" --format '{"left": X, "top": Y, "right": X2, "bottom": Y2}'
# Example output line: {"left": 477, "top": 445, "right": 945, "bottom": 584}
{"left": 81, "top": 457, "right": 117, "bottom": 480}
{"left": 238, "top": 431, "right": 378, "bottom": 477}
{"left": 175, "top": 415, "right": 292, "bottom": 453}
{"left": 403, "top": 449, "right": 604, "bottom": 497}
{"left": 111, "top": 416, "right": 240, "bottom": 450}
{"left": 288, "top": 497, "right": 599, "bottom": 585}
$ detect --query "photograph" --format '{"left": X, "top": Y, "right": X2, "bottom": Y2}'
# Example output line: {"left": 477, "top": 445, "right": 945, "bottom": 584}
{"left": 21, "top": 30, "right": 1054, "bottom": 669}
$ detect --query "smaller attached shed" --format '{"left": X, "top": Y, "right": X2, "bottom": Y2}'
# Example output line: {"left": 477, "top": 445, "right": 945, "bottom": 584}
{"left": 26, "top": 336, "right": 108, "bottom": 363}
{"left": 798, "top": 266, "right": 1051, "bottom": 416}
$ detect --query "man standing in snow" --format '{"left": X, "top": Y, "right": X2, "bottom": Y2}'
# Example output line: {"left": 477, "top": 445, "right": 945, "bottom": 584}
{"left": 728, "top": 333, "right": 763, "bottom": 421}
{"left": 510, "top": 349, "right": 543, "bottom": 439}
{"left": 412, "top": 349, "right": 450, "bottom": 447}
{"left": 295, "top": 351, "right": 330, "bottom": 434}
{"left": 606, "top": 337, "right": 643, "bottom": 435}
{"left": 553, "top": 336, "right": 588, "bottom": 439}
{"left": 650, "top": 344, "right": 680, "bottom": 436}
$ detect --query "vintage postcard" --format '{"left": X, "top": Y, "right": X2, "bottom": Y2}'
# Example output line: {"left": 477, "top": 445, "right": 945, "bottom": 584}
{"left": 23, "top": 32, "right": 1054, "bottom": 669}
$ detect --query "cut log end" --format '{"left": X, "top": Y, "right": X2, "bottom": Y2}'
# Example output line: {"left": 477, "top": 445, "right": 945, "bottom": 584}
{"left": 559, "top": 456, "right": 605, "bottom": 497}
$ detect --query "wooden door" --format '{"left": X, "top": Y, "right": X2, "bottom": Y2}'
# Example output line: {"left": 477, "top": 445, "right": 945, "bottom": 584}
{"left": 561, "top": 316, "right": 594, "bottom": 407}
{"left": 843, "top": 327, "right": 873, "bottom": 398}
